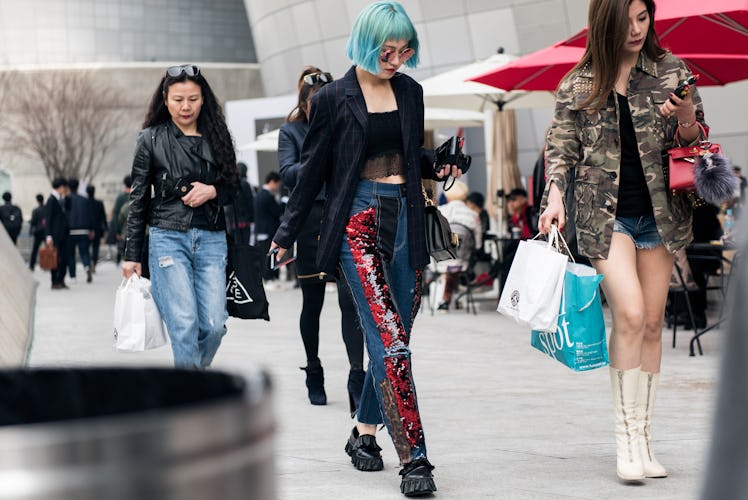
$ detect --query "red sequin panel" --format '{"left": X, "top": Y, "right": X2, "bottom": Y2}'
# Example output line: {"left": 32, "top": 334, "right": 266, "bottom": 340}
{"left": 347, "top": 207, "right": 424, "bottom": 450}
{"left": 410, "top": 269, "right": 423, "bottom": 326}
{"left": 385, "top": 354, "right": 424, "bottom": 449}
{"left": 346, "top": 207, "right": 405, "bottom": 350}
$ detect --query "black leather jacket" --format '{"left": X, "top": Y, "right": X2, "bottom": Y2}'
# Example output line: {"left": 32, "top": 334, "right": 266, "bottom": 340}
{"left": 124, "top": 121, "right": 235, "bottom": 262}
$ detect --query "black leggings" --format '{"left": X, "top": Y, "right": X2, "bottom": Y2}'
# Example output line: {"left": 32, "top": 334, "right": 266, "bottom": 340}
{"left": 300, "top": 280, "right": 364, "bottom": 370}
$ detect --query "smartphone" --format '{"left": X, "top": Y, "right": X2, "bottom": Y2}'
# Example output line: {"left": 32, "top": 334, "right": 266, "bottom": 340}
{"left": 267, "top": 247, "right": 295, "bottom": 270}
{"left": 669, "top": 74, "right": 699, "bottom": 104}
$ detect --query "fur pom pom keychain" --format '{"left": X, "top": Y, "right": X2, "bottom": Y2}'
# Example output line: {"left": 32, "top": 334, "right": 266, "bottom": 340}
{"left": 694, "top": 150, "right": 737, "bottom": 206}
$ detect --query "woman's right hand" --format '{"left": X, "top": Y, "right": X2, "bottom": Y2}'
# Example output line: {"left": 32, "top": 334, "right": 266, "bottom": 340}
{"left": 537, "top": 182, "right": 566, "bottom": 234}
{"left": 269, "top": 241, "right": 286, "bottom": 262}
{"left": 121, "top": 261, "right": 142, "bottom": 279}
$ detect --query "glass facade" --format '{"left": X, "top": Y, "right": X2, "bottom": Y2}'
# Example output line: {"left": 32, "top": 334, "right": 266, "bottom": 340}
{"left": 0, "top": 0, "right": 256, "bottom": 65}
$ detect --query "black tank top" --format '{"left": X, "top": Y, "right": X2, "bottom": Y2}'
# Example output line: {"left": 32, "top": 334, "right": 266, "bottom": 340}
{"left": 615, "top": 93, "right": 653, "bottom": 217}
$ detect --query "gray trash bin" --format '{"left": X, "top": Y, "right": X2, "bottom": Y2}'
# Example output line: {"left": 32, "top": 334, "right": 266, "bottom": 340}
{"left": 0, "top": 367, "right": 275, "bottom": 500}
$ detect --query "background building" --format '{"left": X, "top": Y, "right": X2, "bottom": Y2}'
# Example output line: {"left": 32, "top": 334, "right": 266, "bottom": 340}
{"left": 1, "top": 0, "right": 746, "bottom": 218}
{"left": 242, "top": 0, "right": 748, "bottom": 210}
{"left": 0, "top": 0, "right": 263, "bottom": 216}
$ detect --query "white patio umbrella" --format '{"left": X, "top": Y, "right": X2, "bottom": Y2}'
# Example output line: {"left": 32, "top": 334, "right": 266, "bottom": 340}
{"left": 236, "top": 108, "right": 486, "bottom": 154}
{"left": 421, "top": 53, "right": 554, "bottom": 112}
{"left": 421, "top": 54, "right": 555, "bottom": 236}
{"left": 236, "top": 128, "right": 280, "bottom": 152}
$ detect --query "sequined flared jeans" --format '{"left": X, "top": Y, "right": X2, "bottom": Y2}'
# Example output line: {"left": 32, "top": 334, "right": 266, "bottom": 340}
{"left": 337, "top": 180, "right": 427, "bottom": 463}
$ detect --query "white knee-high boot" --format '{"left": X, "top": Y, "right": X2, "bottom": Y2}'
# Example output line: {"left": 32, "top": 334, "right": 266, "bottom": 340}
{"left": 637, "top": 371, "right": 668, "bottom": 478}
{"left": 610, "top": 366, "right": 645, "bottom": 481}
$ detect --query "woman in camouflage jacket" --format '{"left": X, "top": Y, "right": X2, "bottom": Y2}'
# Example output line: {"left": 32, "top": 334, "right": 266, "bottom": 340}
{"left": 539, "top": 0, "right": 707, "bottom": 483}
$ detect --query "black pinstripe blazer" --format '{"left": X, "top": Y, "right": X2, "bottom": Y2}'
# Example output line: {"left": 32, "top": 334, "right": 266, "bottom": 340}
{"left": 273, "top": 65, "right": 437, "bottom": 275}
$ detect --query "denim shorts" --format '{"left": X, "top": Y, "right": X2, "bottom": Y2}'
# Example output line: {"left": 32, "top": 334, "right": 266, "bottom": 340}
{"left": 613, "top": 214, "right": 663, "bottom": 249}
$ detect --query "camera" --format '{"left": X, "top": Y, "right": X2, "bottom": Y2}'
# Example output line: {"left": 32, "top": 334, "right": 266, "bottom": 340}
{"left": 165, "top": 177, "right": 194, "bottom": 199}
{"left": 434, "top": 136, "right": 471, "bottom": 175}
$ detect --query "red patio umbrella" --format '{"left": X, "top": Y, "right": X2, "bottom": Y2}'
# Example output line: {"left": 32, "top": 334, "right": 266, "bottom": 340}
{"left": 563, "top": 0, "right": 748, "bottom": 56}
{"left": 470, "top": 0, "right": 748, "bottom": 92}
{"left": 470, "top": 44, "right": 748, "bottom": 91}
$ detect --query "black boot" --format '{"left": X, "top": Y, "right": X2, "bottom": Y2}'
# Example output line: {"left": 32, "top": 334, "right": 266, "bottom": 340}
{"left": 400, "top": 457, "right": 436, "bottom": 497}
{"left": 344, "top": 426, "right": 384, "bottom": 471}
{"left": 300, "top": 361, "right": 326, "bottom": 405}
{"left": 347, "top": 368, "right": 366, "bottom": 416}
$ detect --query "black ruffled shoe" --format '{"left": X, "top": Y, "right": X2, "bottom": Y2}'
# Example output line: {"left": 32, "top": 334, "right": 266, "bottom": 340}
{"left": 344, "top": 426, "right": 384, "bottom": 471}
{"left": 400, "top": 457, "right": 436, "bottom": 497}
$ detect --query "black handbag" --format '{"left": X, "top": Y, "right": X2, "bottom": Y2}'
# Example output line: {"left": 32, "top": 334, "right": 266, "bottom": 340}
{"left": 422, "top": 185, "right": 458, "bottom": 261}
{"left": 226, "top": 243, "right": 270, "bottom": 321}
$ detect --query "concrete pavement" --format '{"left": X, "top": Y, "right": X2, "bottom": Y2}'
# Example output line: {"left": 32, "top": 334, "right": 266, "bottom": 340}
{"left": 29, "top": 260, "right": 721, "bottom": 500}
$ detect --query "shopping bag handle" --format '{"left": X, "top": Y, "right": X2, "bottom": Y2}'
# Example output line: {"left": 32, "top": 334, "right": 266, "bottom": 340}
{"left": 531, "top": 225, "right": 575, "bottom": 263}
{"left": 119, "top": 274, "right": 142, "bottom": 290}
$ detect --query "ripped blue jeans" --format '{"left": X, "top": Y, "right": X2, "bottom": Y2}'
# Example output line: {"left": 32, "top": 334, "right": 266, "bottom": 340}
{"left": 337, "top": 180, "right": 427, "bottom": 463}
{"left": 148, "top": 227, "right": 228, "bottom": 368}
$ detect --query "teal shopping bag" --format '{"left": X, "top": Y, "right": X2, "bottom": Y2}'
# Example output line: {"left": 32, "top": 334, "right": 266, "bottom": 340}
{"left": 530, "top": 263, "right": 609, "bottom": 371}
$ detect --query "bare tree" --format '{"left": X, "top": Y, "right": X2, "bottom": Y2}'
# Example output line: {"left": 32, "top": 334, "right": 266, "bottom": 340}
{"left": 5, "top": 71, "right": 133, "bottom": 181}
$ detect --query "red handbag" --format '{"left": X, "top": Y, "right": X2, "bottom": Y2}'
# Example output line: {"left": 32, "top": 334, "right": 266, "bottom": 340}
{"left": 668, "top": 141, "right": 723, "bottom": 192}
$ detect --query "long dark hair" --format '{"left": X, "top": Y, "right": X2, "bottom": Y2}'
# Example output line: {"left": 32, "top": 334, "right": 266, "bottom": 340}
{"left": 566, "top": 0, "right": 667, "bottom": 109}
{"left": 286, "top": 66, "right": 330, "bottom": 123}
{"left": 143, "top": 69, "right": 238, "bottom": 184}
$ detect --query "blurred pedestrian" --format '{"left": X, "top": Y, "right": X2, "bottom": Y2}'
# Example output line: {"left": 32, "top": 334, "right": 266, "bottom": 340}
{"left": 44, "top": 177, "right": 70, "bottom": 289}
{"left": 108, "top": 175, "right": 132, "bottom": 264}
{"left": 122, "top": 64, "right": 239, "bottom": 368}
{"left": 28, "top": 193, "right": 46, "bottom": 270}
{"left": 538, "top": 0, "right": 707, "bottom": 482}
{"left": 86, "top": 184, "right": 108, "bottom": 273}
{"left": 465, "top": 191, "right": 489, "bottom": 237}
{"left": 435, "top": 181, "right": 481, "bottom": 311}
{"left": 271, "top": 2, "right": 465, "bottom": 495}
{"left": 65, "top": 178, "right": 94, "bottom": 283}
{"left": 0, "top": 191, "right": 23, "bottom": 245}
{"left": 226, "top": 162, "right": 254, "bottom": 245}
{"left": 254, "top": 171, "right": 283, "bottom": 282}
{"left": 279, "top": 65, "right": 365, "bottom": 409}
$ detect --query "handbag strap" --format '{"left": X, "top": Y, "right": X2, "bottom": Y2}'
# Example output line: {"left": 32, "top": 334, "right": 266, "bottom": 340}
{"left": 421, "top": 183, "right": 435, "bottom": 207}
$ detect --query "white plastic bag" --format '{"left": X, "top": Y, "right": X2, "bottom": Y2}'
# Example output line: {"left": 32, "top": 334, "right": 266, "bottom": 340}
{"left": 113, "top": 275, "right": 168, "bottom": 352}
{"left": 497, "top": 226, "right": 569, "bottom": 331}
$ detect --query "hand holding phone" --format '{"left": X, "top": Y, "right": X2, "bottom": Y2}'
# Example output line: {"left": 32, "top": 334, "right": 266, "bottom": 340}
{"left": 267, "top": 246, "right": 294, "bottom": 270}
{"left": 669, "top": 74, "right": 699, "bottom": 104}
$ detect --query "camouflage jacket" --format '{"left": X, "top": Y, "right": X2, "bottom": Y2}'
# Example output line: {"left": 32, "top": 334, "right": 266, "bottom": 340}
{"left": 543, "top": 51, "right": 707, "bottom": 259}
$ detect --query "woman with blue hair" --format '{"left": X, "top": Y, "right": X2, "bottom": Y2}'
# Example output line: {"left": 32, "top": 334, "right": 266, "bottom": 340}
{"left": 272, "top": 1, "right": 465, "bottom": 496}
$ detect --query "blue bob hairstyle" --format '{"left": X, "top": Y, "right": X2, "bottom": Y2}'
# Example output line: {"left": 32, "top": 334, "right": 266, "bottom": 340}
{"left": 346, "top": 1, "right": 420, "bottom": 74}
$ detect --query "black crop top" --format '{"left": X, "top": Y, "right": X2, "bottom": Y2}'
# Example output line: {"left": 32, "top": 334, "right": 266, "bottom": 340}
{"left": 365, "top": 110, "right": 402, "bottom": 159}
{"left": 615, "top": 93, "right": 653, "bottom": 217}
{"left": 360, "top": 110, "right": 405, "bottom": 179}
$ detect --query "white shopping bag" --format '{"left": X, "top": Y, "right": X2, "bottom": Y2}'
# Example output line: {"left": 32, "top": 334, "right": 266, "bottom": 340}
{"left": 497, "top": 226, "right": 569, "bottom": 331}
{"left": 113, "top": 275, "right": 168, "bottom": 352}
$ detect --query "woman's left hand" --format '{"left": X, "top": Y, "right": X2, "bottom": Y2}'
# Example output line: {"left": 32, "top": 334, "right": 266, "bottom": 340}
{"left": 181, "top": 182, "right": 217, "bottom": 208}
{"left": 435, "top": 163, "right": 463, "bottom": 180}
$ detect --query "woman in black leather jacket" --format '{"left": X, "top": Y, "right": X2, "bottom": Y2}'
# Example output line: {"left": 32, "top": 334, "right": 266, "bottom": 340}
{"left": 279, "top": 66, "right": 365, "bottom": 410}
{"left": 122, "top": 65, "right": 238, "bottom": 368}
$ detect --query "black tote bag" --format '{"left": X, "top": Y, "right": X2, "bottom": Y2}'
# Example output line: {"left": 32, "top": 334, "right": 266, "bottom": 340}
{"left": 226, "top": 243, "right": 270, "bottom": 321}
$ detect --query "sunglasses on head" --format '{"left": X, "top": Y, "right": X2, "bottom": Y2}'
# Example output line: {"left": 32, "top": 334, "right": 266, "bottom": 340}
{"left": 166, "top": 65, "right": 200, "bottom": 78}
{"left": 379, "top": 47, "right": 414, "bottom": 64}
{"left": 303, "top": 72, "right": 333, "bottom": 86}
